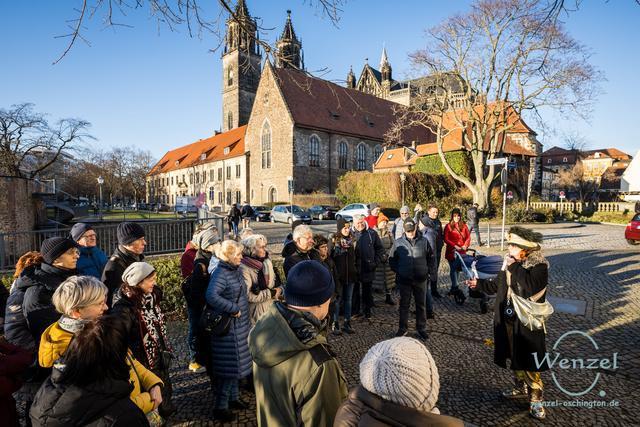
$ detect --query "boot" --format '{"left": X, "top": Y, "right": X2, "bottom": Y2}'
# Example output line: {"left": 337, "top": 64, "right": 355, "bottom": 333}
{"left": 529, "top": 388, "right": 546, "bottom": 419}
{"left": 342, "top": 322, "right": 355, "bottom": 334}
{"left": 502, "top": 376, "right": 528, "bottom": 399}
{"left": 480, "top": 300, "right": 488, "bottom": 314}
{"left": 230, "top": 399, "right": 249, "bottom": 410}
{"left": 331, "top": 321, "right": 342, "bottom": 336}
{"left": 385, "top": 293, "right": 395, "bottom": 305}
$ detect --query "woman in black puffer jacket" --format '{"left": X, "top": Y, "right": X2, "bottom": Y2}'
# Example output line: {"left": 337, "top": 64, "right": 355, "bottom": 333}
{"left": 30, "top": 315, "right": 148, "bottom": 427}
{"left": 330, "top": 218, "right": 357, "bottom": 335}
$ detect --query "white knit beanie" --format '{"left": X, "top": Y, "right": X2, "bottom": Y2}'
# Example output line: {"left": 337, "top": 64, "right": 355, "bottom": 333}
{"left": 359, "top": 337, "right": 440, "bottom": 413}
{"left": 121, "top": 262, "right": 155, "bottom": 287}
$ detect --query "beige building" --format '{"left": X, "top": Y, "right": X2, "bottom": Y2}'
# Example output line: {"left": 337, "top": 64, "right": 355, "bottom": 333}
{"left": 146, "top": 126, "right": 248, "bottom": 211}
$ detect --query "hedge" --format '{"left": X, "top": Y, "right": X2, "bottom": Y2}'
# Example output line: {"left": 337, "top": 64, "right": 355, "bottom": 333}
{"left": 413, "top": 151, "right": 473, "bottom": 178}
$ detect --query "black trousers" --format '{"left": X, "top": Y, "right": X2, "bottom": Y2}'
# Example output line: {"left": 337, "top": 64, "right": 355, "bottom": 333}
{"left": 398, "top": 279, "right": 427, "bottom": 332}
{"left": 352, "top": 281, "right": 374, "bottom": 316}
{"left": 430, "top": 248, "right": 443, "bottom": 294}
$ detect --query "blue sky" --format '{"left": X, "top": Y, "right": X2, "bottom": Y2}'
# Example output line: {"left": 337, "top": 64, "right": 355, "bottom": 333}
{"left": 1, "top": 0, "right": 639, "bottom": 159}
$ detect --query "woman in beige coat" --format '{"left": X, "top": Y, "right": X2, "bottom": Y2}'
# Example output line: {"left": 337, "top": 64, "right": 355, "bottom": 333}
{"left": 239, "top": 234, "right": 282, "bottom": 326}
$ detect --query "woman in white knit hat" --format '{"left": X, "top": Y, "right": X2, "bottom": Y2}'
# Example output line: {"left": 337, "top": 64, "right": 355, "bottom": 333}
{"left": 111, "top": 261, "right": 175, "bottom": 419}
{"left": 467, "top": 226, "right": 549, "bottom": 420}
{"left": 334, "top": 337, "right": 463, "bottom": 426}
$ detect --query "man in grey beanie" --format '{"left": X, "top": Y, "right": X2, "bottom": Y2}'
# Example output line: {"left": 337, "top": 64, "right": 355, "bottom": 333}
{"left": 392, "top": 205, "right": 411, "bottom": 240}
{"left": 249, "top": 261, "right": 348, "bottom": 427}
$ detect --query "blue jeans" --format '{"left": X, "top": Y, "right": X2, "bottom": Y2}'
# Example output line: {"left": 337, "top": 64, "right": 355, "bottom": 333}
{"left": 186, "top": 304, "right": 202, "bottom": 362}
{"left": 448, "top": 257, "right": 462, "bottom": 291}
{"left": 333, "top": 282, "right": 354, "bottom": 323}
{"left": 214, "top": 378, "right": 239, "bottom": 409}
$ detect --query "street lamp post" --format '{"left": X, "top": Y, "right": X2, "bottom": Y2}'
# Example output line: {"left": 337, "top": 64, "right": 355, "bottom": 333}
{"left": 97, "top": 176, "right": 104, "bottom": 221}
{"left": 400, "top": 172, "right": 406, "bottom": 207}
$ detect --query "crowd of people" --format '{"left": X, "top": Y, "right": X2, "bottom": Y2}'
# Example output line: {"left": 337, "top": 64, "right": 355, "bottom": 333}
{"left": 0, "top": 200, "right": 551, "bottom": 425}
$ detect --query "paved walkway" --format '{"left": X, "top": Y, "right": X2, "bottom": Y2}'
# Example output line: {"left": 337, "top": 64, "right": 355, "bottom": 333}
{"left": 165, "top": 223, "right": 639, "bottom": 426}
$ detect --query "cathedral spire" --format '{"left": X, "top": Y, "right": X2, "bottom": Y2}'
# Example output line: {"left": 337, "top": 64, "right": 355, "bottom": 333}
{"left": 234, "top": 0, "right": 249, "bottom": 17}
{"left": 276, "top": 10, "right": 303, "bottom": 69}
{"left": 380, "top": 45, "right": 389, "bottom": 70}
{"left": 380, "top": 45, "right": 392, "bottom": 82}
{"left": 346, "top": 65, "right": 356, "bottom": 89}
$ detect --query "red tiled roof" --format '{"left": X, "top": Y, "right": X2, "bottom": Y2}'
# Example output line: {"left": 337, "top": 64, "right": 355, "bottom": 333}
{"left": 148, "top": 126, "right": 246, "bottom": 176}
{"left": 583, "top": 148, "right": 631, "bottom": 161}
{"left": 271, "top": 65, "right": 429, "bottom": 144}
{"left": 374, "top": 147, "right": 417, "bottom": 169}
{"left": 414, "top": 134, "right": 536, "bottom": 157}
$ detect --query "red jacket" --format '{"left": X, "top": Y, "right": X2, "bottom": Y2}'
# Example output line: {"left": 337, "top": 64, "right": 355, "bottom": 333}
{"left": 180, "top": 242, "right": 197, "bottom": 278}
{"left": 444, "top": 222, "right": 471, "bottom": 261}
{"left": 365, "top": 215, "right": 379, "bottom": 230}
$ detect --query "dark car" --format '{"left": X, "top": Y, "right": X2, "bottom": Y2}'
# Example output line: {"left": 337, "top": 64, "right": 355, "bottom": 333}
{"left": 252, "top": 205, "right": 271, "bottom": 222}
{"left": 625, "top": 213, "right": 640, "bottom": 245}
{"left": 308, "top": 205, "right": 339, "bottom": 221}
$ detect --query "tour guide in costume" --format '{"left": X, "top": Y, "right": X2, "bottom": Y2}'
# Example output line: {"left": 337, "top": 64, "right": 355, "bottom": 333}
{"left": 467, "top": 226, "right": 549, "bottom": 420}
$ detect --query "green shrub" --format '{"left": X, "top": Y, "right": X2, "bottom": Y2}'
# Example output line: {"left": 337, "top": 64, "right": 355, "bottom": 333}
{"left": 2, "top": 274, "right": 13, "bottom": 292}
{"left": 148, "top": 256, "right": 186, "bottom": 319}
{"left": 413, "top": 152, "right": 473, "bottom": 178}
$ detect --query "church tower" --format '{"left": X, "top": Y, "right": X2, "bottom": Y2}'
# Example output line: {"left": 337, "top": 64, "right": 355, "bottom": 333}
{"left": 276, "top": 10, "right": 303, "bottom": 69}
{"left": 222, "top": 0, "right": 262, "bottom": 132}
{"left": 346, "top": 66, "right": 356, "bottom": 89}
{"left": 380, "top": 46, "right": 392, "bottom": 98}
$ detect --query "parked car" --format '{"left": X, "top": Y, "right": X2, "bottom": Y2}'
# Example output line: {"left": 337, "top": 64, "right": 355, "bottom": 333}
{"left": 335, "top": 203, "right": 370, "bottom": 221}
{"left": 625, "top": 213, "right": 640, "bottom": 245}
{"left": 270, "top": 205, "right": 312, "bottom": 224}
{"left": 308, "top": 205, "right": 339, "bottom": 221}
{"left": 252, "top": 205, "right": 271, "bottom": 222}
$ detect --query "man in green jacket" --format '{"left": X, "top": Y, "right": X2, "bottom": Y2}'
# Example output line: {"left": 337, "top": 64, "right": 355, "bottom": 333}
{"left": 249, "top": 260, "right": 348, "bottom": 427}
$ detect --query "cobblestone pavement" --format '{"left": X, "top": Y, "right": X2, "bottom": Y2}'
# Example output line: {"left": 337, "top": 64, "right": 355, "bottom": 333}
{"left": 164, "top": 223, "right": 639, "bottom": 426}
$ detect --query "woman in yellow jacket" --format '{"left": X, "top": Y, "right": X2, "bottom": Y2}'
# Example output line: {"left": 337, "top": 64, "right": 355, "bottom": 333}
{"left": 39, "top": 275, "right": 163, "bottom": 414}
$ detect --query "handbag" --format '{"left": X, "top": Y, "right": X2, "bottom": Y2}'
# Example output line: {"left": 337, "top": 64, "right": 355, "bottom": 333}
{"left": 506, "top": 271, "right": 554, "bottom": 333}
{"left": 200, "top": 286, "right": 241, "bottom": 336}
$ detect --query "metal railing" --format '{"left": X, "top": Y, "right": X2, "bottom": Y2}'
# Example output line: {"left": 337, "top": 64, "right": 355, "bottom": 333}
{"left": 0, "top": 217, "right": 224, "bottom": 271}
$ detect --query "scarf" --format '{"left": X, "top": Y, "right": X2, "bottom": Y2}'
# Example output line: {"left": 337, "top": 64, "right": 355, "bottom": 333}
{"left": 241, "top": 255, "right": 270, "bottom": 294}
{"left": 57, "top": 315, "right": 90, "bottom": 334}
{"left": 134, "top": 292, "right": 171, "bottom": 369}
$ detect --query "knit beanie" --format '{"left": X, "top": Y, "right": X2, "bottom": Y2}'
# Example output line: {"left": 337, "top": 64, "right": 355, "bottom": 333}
{"left": 337, "top": 217, "right": 349, "bottom": 232}
{"left": 70, "top": 223, "right": 93, "bottom": 242}
{"left": 360, "top": 337, "right": 440, "bottom": 413}
{"left": 284, "top": 260, "right": 334, "bottom": 307}
{"left": 197, "top": 228, "right": 220, "bottom": 251}
{"left": 121, "top": 262, "right": 155, "bottom": 286}
{"left": 117, "top": 222, "right": 145, "bottom": 245}
{"left": 40, "top": 237, "right": 79, "bottom": 264}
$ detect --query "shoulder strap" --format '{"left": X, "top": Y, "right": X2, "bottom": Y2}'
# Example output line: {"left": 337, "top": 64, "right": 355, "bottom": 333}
{"left": 507, "top": 270, "right": 547, "bottom": 302}
{"left": 308, "top": 343, "right": 336, "bottom": 367}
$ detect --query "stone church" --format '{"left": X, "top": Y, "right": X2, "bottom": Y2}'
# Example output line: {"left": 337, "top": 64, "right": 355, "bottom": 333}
{"left": 147, "top": 0, "right": 537, "bottom": 208}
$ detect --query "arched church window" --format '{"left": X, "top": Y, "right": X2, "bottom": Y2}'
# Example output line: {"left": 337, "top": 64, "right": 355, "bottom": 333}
{"left": 338, "top": 141, "right": 348, "bottom": 169}
{"left": 227, "top": 111, "right": 233, "bottom": 130}
{"left": 357, "top": 144, "right": 367, "bottom": 170}
{"left": 227, "top": 68, "right": 234, "bottom": 86}
{"left": 374, "top": 145, "right": 384, "bottom": 163}
{"left": 309, "top": 135, "right": 320, "bottom": 167}
{"left": 261, "top": 122, "right": 272, "bottom": 169}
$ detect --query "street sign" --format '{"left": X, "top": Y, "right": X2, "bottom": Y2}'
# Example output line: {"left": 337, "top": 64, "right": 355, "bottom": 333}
{"left": 487, "top": 157, "right": 508, "bottom": 166}
{"left": 507, "top": 160, "right": 517, "bottom": 170}
{"left": 287, "top": 178, "right": 294, "bottom": 194}
{"left": 559, "top": 191, "right": 566, "bottom": 199}
{"left": 507, "top": 190, "right": 513, "bottom": 200}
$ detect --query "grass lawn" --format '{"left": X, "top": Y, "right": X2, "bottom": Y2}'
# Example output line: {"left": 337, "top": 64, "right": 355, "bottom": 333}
{"left": 580, "top": 211, "right": 634, "bottom": 225}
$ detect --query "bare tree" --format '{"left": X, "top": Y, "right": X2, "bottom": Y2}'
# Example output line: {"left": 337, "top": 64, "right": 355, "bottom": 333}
{"left": 53, "top": 0, "right": 346, "bottom": 68}
{"left": 562, "top": 131, "right": 588, "bottom": 152}
{"left": 554, "top": 162, "right": 598, "bottom": 204}
{"left": 0, "top": 103, "right": 92, "bottom": 179}
{"left": 388, "top": 0, "right": 601, "bottom": 209}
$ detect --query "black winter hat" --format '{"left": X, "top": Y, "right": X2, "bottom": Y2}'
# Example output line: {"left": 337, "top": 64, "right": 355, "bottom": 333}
{"left": 403, "top": 219, "right": 417, "bottom": 232}
{"left": 41, "top": 237, "right": 79, "bottom": 264}
{"left": 70, "top": 222, "right": 93, "bottom": 242}
{"left": 337, "top": 217, "right": 350, "bottom": 232}
{"left": 285, "top": 260, "right": 335, "bottom": 307}
{"left": 117, "top": 222, "right": 145, "bottom": 245}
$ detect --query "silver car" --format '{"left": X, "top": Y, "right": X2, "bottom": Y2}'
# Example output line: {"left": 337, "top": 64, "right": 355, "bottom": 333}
{"left": 270, "top": 205, "right": 312, "bottom": 224}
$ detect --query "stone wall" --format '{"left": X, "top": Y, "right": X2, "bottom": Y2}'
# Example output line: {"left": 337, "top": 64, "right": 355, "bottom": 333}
{"left": 245, "top": 64, "right": 295, "bottom": 205}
